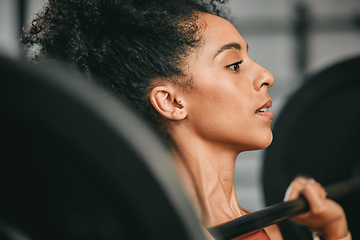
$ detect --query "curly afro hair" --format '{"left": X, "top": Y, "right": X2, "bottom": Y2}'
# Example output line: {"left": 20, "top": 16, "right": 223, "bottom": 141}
{"left": 21, "top": 0, "right": 229, "bottom": 138}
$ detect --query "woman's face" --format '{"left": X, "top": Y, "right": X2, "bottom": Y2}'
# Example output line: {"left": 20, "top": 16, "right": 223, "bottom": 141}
{"left": 181, "top": 12, "right": 275, "bottom": 152}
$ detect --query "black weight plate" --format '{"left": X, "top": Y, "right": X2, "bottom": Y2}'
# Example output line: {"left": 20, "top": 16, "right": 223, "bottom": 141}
{"left": 262, "top": 55, "right": 360, "bottom": 239}
{"left": 0, "top": 55, "right": 206, "bottom": 240}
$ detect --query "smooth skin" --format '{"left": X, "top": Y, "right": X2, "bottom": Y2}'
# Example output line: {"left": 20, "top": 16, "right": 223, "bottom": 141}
{"left": 150, "top": 12, "right": 349, "bottom": 240}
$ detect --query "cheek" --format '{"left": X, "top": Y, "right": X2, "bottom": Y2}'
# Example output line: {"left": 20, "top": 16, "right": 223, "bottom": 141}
{"left": 189, "top": 85, "right": 247, "bottom": 119}
{"left": 186, "top": 72, "right": 273, "bottom": 149}
{"left": 187, "top": 90, "right": 253, "bottom": 136}
{"left": 189, "top": 93, "right": 273, "bottom": 151}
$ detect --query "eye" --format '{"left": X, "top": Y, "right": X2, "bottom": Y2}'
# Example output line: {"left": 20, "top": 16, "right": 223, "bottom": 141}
{"left": 226, "top": 60, "right": 243, "bottom": 72}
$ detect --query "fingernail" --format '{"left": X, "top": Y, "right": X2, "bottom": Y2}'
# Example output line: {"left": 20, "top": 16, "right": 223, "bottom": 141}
{"left": 308, "top": 178, "right": 315, "bottom": 183}
{"left": 296, "top": 176, "right": 307, "bottom": 183}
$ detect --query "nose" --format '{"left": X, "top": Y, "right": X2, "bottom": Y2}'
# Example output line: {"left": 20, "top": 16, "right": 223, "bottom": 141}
{"left": 252, "top": 61, "right": 274, "bottom": 91}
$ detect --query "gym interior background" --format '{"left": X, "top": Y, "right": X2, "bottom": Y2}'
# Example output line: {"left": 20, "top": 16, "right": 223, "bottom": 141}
{"left": 1, "top": 0, "right": 360, "bottom": 211}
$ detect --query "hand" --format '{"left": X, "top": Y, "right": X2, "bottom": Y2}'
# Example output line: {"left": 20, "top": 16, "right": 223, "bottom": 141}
{"left": 284, "top": 176, "right": 349, "bottom": 240}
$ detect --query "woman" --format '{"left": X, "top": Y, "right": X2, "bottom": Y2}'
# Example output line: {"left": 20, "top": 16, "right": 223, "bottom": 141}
{"left": 21, "top": 0, "right": 351, "bottom": 239}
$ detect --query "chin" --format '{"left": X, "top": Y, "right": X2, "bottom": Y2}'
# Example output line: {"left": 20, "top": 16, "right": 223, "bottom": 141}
{"left": 245, "top": 132, "right": 273, "bottom": 151}
{"left": 263, "top": 132, "right": 273, "bottom": 148}
{"left": 261, "top": 138, "right": 273, "bottom": 149}
{"left": 261, "top": 132, "right": 273, "bottom": 149}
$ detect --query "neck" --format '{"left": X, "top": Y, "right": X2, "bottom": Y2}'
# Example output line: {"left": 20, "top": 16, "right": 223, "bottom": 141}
{"left": 170, "top": 131, "right": 243, "bottom": 227}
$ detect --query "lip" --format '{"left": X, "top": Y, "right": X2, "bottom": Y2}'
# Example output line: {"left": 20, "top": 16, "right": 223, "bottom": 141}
{"left": 256, "top": 99, "right": 274, "bottom": 119}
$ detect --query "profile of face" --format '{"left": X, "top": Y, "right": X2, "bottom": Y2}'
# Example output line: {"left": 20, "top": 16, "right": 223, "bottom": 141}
{"left": 152, "top": 12, "right": 275, "bottom": 153}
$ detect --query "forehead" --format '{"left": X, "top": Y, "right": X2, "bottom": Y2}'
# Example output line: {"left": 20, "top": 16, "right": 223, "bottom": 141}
{"left": 197, "top": 12, "right": 246, "bottom": 55}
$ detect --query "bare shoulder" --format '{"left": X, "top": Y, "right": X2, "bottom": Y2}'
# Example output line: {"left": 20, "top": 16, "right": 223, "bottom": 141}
{"left": 264, "top": 224, "right": 283, "bottom": 240}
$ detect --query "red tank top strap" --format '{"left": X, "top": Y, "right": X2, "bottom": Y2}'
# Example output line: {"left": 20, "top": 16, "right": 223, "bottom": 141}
{"left": 231, "top": 228, "right": 271, "bottom": 240}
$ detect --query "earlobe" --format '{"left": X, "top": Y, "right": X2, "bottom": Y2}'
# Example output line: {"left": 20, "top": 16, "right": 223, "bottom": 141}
{"left": 150, "top": 86, "right": 187, "bottom": 120}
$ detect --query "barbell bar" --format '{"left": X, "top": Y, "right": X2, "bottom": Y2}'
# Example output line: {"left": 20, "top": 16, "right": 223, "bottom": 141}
{"left": 208, "top": 175, "right": 360, "bottom": 240}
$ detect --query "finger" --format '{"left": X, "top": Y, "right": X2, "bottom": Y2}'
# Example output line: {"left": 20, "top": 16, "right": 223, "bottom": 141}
{"left": 315, "top": 181, "right": 327, "bottom": 199}
{"left": 284, "top": 177, "right": 307, "bottom": 201}
{"left": 309, "top": 180, "right": 327, "bottom": 199}
{"left": 302, "top": 181, "right": 326, "bottom": 213}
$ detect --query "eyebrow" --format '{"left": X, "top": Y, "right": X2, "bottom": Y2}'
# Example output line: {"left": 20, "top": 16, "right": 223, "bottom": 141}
{"left": 214, "top": 42, "right": 241, "bottom": 58}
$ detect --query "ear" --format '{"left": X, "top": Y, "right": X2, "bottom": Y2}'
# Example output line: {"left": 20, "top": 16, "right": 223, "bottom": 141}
{"left": 149, "top": 85, "right": 187, "bottom": 120}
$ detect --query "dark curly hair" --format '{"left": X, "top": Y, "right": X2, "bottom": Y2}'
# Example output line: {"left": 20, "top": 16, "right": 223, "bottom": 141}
{"left": 21, "top": 0, "right": 229, "bottom": 139}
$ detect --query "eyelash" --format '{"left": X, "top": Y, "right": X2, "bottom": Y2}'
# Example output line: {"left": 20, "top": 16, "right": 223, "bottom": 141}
{"left": 226, "top": 60, "right": 243, "bottom": 72}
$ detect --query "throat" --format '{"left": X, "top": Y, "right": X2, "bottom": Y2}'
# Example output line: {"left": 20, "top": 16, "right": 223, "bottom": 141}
{"left": 200, "top": 180, "right": 242, "bottom": 227}
{"left": 173, "top": 152, "right": 242, "bottom": 228}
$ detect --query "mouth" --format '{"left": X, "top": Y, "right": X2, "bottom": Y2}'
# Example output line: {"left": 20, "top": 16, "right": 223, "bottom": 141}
{"left": 255, "top": 107, "right": 270, "bottom": 113}
{"left": 255, "top": 99, "right": 274, "bottom": 119}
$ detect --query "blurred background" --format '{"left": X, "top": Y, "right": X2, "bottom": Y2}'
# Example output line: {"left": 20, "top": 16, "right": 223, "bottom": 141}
{"left": 1, "top": 0, "right": 360, "bottom": 211}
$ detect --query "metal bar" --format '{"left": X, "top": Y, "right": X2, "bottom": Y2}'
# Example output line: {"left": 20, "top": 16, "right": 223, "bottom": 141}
{"left": 208, "top": 176, "right": 360, "bottom": 240}
{"left": 18, "top": 0, "right": 26, "bottom": 37}
{"left": 18, "top": 0, "right": 27, "bottom": 58}
{"left": 293, "top": 0, "right": 309, "bottom": 81}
